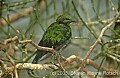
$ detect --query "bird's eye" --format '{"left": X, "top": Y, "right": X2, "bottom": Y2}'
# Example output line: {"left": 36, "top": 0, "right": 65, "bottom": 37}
{"left": 58, "top": 18, "right": 71, "bottom": 24}
{"left": 60, "top": 18, "right": 64, "bottom": 22}
{"left": 58, "top": 18, "right": 64, "bottom": 24}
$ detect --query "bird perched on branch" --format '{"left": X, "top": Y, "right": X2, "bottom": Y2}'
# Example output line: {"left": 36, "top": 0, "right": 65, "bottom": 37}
{"left": 32, "top": 15, "right": 75, "bottom": 64}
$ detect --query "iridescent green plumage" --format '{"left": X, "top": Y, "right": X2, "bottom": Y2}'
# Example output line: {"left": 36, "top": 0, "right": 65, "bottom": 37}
{"left": 42, "top": 22, "right": 71, "bottom": 45}
{"left": 32, "top": 15, "right": 74, "bottom": 64}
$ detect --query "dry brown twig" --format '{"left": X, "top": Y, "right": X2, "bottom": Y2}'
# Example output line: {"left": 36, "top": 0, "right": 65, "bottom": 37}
{"left": 2, "top": 36, "right": 55, "bottom": 53}
{"left": 16, "top": 55, "right": 119, "bottom": 78}
{"left": 2, "top": 36, "right": 65, "bottom": 72}
{"left": 72, "top": 18, "right": 113, "bottom": 27}
{"left": 1, "top": 36, "right": 119, "bottom": 78}
{"left": 0, "top": 36, "right": 19, "bottom": 78}
{"left": 80, "top": 18, "right": 116, "bottom": 71}
{"left": 84, "top": 20, "right": 115, "bottom": 59}
{"left": 6, "top": 52, "right": 18, "bottom": 78}
{"left": 3, "top": 36, "right": 19, "bottom": 45}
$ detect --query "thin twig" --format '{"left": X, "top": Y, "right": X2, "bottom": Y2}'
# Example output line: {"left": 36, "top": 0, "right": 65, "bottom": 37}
{"left": 6, "top": 52, "right": 18, "bottom": 78}
{"left": 0, "top": 7, "right": 33, "bottom": 26}
{"left": 2, "top": 36, "right": 66, "bottom": 73}
{"left": 2, "top": 36, "right": 120, "bottom": 78}
{"left": 84, "top": 20, "right": 115, "bottom": 60}
{"left": 80, "top": 19, "right": 115, "bottom": 71}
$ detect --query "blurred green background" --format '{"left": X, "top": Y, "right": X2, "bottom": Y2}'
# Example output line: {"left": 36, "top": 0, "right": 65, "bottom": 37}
{"left": 0, "top": 0, "right": 119, "bottom": 78}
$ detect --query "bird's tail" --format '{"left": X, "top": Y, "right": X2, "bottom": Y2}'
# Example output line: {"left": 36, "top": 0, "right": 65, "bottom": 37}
{"left": 32, "top": 50, "right": 47, "bottom": 64}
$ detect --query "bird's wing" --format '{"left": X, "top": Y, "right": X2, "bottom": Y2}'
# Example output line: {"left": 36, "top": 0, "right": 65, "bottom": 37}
{"left": 39, "top": 22, "right": 72, "bottom": 49}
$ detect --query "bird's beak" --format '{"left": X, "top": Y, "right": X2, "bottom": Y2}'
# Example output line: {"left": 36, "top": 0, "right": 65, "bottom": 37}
{"left": 70, "top": 20, "right": 76, "bottom": 23}
{"left": 71, "top": 20, "right": 76, "bottom": 22}
{"left": 67, "top": 18, "right": 76, "bottom": 23}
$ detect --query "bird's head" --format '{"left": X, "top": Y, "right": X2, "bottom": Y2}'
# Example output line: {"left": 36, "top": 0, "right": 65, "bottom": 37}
{"left": 56, "top": 15, "right": 75, "bottom": 24}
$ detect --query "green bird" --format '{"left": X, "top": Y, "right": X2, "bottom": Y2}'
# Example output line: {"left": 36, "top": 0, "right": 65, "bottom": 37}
{"left": 32, "top": 15, "right": 75, "bottom": 64}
